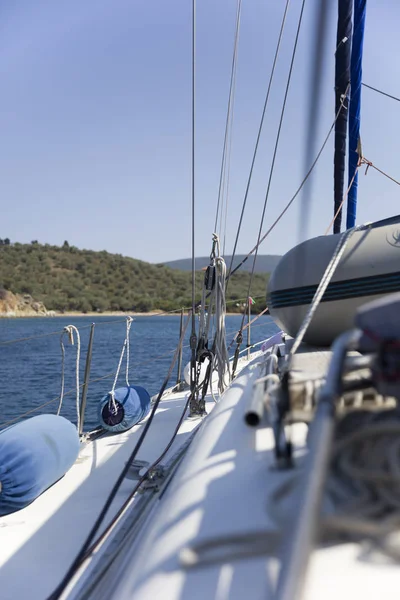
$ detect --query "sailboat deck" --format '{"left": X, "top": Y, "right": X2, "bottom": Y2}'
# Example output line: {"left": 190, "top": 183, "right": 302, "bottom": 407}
{"left": 100, "top": 354, "right": 400, "bottom": 600}
{"left": 2, "top": 348, "right": 399, "bottom": 600}
{"left": 0, "top": 381, "right": 220, "bottom": 600}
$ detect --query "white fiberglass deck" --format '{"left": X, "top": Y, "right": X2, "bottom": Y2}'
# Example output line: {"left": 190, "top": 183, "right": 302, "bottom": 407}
{"left": 2, "top": 348, "right": 399, "bottom": 600}
{"left": 100, "top": 361, "right": 400, "bottom": 600}
{"left": 0, "top": 385, "right": 216, "bottom": 600}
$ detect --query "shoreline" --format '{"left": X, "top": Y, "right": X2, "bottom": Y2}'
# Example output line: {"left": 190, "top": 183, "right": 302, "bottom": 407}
{"left": 0, "top": 310, "right": 170, "bottom": 319}
{"left": 0, "top": 310, "right": 251, "bottom": 319}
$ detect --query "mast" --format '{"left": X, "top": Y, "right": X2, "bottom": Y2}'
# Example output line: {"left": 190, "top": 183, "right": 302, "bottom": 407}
{"left": 333, "top": 0, "right": 352, "bottom": 234}
{"left": 346, "top": 0, "right": 367, "bottom": 229}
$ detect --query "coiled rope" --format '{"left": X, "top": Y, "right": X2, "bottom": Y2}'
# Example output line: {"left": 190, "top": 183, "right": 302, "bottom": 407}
{"left": 268, "top": 409, "right": 400, "bottom": 562}
{"left": 195, "top": 234, "right": 230, "bottom": 407}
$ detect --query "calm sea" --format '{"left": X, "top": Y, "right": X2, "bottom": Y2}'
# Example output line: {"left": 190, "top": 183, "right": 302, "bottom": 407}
{"left": 0, "top": 315, "right": 278, "bottom": 432}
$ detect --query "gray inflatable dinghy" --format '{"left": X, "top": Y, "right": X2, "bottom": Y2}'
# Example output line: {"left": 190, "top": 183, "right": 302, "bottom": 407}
{"left": 267, "top": 215, "right": 400, "bottom": 346}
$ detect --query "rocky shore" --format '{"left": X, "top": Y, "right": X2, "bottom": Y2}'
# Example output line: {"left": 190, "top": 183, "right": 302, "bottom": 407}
{"left": 0, "top": 290, "right": 52, "bottom": 317}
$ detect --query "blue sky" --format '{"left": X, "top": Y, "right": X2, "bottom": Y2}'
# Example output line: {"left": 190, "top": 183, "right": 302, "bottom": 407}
{"left": 0, "top": 0, "right": 399, "bottom": 263}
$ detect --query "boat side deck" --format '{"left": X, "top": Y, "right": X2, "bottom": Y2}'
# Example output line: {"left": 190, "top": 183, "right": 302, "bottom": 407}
{"left": 0, "top": 387, "right": 211, "bottom": 599}
{"left": 101, "top": 349, "right": 400, "bottom": 600}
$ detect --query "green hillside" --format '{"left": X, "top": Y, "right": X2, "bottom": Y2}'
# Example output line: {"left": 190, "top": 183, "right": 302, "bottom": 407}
{"left": 0, "top": 241, "right": 269, "bottom": 313}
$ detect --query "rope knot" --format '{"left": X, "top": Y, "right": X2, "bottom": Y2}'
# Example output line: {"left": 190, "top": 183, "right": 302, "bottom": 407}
{"left": 63, "top": 325, "right": 75, "bottom": 345}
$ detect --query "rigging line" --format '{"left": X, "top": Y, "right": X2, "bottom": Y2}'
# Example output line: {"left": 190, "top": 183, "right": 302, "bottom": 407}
{"left": 242, "top": 0, "right": 307, "bottom": 328}
{"left": 46, "top": 312, "right": 191, "bottom": 600}
{"left": 362, "top": 82, "right": 400, "bottom": 103}
{"left": 218, "top": 3, "right": 241, "bottom": 245}
{"left": 361, "top": 156, "right": 400, "bottom": 186}
{"left": 227, "top": 306, "right": 270, "bottom": 350}
{"left": 0, "top": 328, "right": 65, "bottom": 346}
{"left": 0, "top": 295, "right": 267, "bottom": 349}
{"left": 0, "top": 310, "right": 175, "bottom": 347}
{"left": 190, "top": 0, "right": 197, "bottom": 399}
{"left": 0, "top": 344, "right": 195, "bottom": 431}
{"left": 0, "top": 389, "right": 77, "bottom": 430}
{"left": 81, "top": 394, "right": 203, "bottom": 566}
{"left": 222, "top": 65, "right": 238, "bottom": 256}
{"left": 214, "top": 0, "right": 243, "bottom": 234}
{"left": 324, "top": 161, "right": 361, "bottom": 235}
{"left": 82, "top": 394, "right": 199, "bottom": 563}
{"left": 227, "top": 0, "right": 291, "bottom": 283}
{"left": 228, "top": 84, "right": 350, "bottom": 280}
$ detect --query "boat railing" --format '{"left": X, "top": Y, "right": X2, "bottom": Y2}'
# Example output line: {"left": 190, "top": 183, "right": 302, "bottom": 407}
{"left": 0, "top": 314, "right": 183, "bottom": 433}
{"left": 0, "top": 307, "right": 273, "bottom": 434}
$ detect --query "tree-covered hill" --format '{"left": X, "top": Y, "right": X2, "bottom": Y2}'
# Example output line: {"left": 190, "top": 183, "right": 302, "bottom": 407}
{"left": 0, "top": 241, "right": 269, "bottom": 313}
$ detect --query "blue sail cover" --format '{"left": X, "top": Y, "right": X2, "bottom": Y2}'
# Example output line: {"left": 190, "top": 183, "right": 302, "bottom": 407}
{"left": 347, "top": 0, "right": 367, "bottom": 229}
{"left": 333, "top": 0, "right": 352, "bottom": 234}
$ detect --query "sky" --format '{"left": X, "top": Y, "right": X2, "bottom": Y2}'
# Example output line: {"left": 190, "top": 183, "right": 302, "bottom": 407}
{"left": 0, "top": 0, "right": 399, "bottom": 263}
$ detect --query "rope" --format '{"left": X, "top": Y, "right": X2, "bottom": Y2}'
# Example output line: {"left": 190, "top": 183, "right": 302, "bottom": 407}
{"left": 324, "top": 153, "right": 400, "bottom": 236}
{"left": 362, "top": 82, "right": 400, "bottom": 103}
{"left": 0, "top": 317, "right": 136, "bottom": 348}
{"left": 81, "top": 395, "right": 204, "bottom": 567}
{"left": 214, "top": 256, "right": 231, "bottom": 392}
{"left": 189, "top": 0, "right": 198, "bottom": 405}
{"left": 228, "top": 306, "right": 270, "bottom": 350}
{"left": 0, "top": 328, "right": 65, "bottom": 346}
{"left": 324, "top": 160, "right": 361, "bottom": 234}
{"left": 243, "top": 0, "right": 306, "bottom": 293}
{"left": 0, "top": 301, "right": 267, "bottom": 350}
{"left": 58, "top": 335, "right": 66, "bottom": 416}
{"left": 108, "top": 316, "right": 133, "bottom": 413}
{"left": 267, "top": 410, "right": 400, "bottom": 562}
{"left": 195, "top": 235, "right": 230, "bottom": 403}
{"left": 221, "top": 82, "right": 236, "bottom": 256}
{"left": 0, "top": 309, "right": 271, "bottom": 431}
{"left": 289, "top": 223, "right": 368, "bottom": 359}
{"left": 231, "top": 0, "right": 306, "bottom": 372}
{"left": 360, "top": 156, "right": 400, "bottom": 187}
{"left": 214, "top": 0, "right": 242, "bottom": 235}
{"left": 227, "top": 0, "right": 291, "bottom": 281}
{"left": 228, "top": 84, "right": 351, "bottom": 280}
{"left": 0, "top": 391, "right": 76, "bottom": 430}
{"left": 124, "top": 317, "right": 133, "bottom": 386}
{"left": 0, "top": 344, "right": 199, "bottom": 430}
{"left": 58, "top": 325, "right": 81, "bottom": 431}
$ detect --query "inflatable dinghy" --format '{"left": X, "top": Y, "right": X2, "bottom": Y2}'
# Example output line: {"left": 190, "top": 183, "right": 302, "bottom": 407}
{"left": 267, "top": 215, "right": 400, "bottom": 346}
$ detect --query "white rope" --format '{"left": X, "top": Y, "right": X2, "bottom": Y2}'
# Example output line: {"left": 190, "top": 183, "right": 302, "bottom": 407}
{"left": 58, "top": 336, "right": 66, "bottom": 416}
{"left": 196, "top": 234, "right": 230, "bottom": 397}
{"left": 266, "top": 412, "right": 400, "bottom": 561}
{"left": 289, "top": 223, "right": 369, "bottom": 358}
{"left": 125, "top": 316, "right": 133, "bottom": 387}
{"left": 108, "top": 317, "right": 134, "bottom": 413}
{"left": 58, "top": 325, "right": 81, "bottom": 432}
{"left": 214, "top": 255, "right": 231, "bottom": 393}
